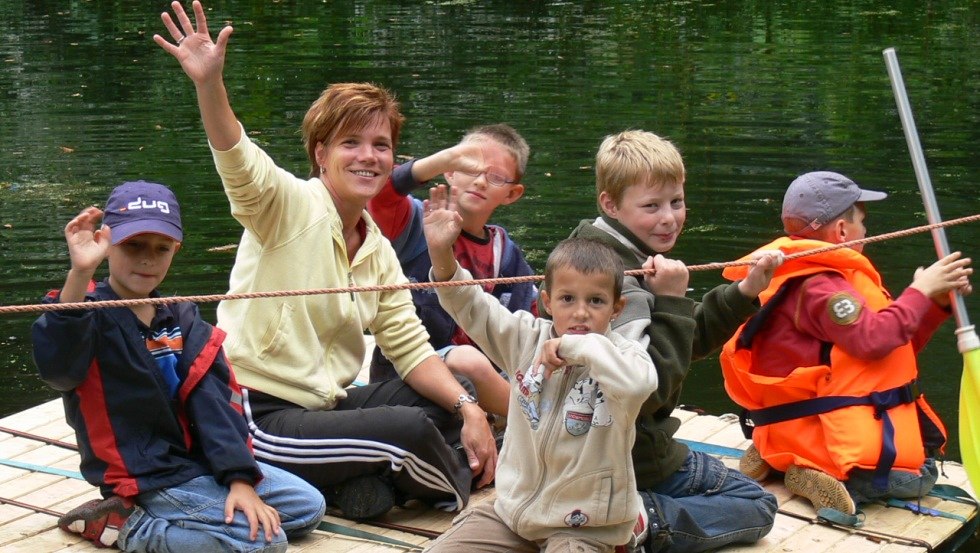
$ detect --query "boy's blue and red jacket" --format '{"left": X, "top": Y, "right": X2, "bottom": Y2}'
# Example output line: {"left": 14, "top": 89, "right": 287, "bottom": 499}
{"left": 31, "top": 280, "right": 261, "bottom": 499}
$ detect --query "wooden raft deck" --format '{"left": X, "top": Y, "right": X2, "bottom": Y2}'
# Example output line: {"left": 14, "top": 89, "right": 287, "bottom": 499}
{"left": 0, "top": 399, "right": 976, "bottom": 552}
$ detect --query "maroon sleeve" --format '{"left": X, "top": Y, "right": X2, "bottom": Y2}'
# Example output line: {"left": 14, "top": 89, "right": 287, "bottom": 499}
{"left": 795, "top": 273, "right": 937, "bottom": 360}
{"left": 909, "top": 290, "right": 951, "bottom": 352}
{"left": 367, "top": 173, "right": 413, "bottom": 240}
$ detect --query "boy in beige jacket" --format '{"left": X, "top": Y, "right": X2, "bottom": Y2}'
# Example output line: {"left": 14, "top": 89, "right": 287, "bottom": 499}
{"left": 423, "top": 184, "right": 661, "bottom": 552}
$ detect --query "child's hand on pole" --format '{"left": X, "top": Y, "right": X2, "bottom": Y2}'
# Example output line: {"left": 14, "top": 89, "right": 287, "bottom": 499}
{"left": 911, "top": 251, "right": 973, "bottom": 307}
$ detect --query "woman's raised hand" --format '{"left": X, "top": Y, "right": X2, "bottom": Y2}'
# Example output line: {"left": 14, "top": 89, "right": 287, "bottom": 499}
{"left": 153, "top": 0, "right": 233, "bottom": 86}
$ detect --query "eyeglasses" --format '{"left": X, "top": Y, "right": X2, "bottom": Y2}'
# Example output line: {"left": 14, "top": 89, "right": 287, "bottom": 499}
{"left": 458, "top": 170, "right": 517, "bottom": 187}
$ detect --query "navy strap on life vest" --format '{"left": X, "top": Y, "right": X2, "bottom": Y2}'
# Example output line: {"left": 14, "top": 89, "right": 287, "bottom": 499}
{"left": 738, "top": 278, "right": 836, "bottom": 364}
{"left": 736, "top": 279, "right": 796, "bottom": 350}
{"left": 742, "top": 380, "right": 920, "bottom": 490}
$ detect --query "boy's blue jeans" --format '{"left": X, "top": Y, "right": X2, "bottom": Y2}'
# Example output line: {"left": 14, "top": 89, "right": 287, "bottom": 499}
{"left": 845, "top": 458, "right": 939, "bottom": 505}
{"left": 640, "top": 451, "right": 777, "bottom": 553}
{"left": 118, "top": 462, "right": 325, "bottom": 553}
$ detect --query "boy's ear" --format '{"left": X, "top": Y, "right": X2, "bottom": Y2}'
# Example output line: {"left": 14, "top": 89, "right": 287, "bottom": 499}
{"left": 539, "top": 288, "right": 552, "bottom": 315}
{"left": 598, "top": 191, "right": 618, "bottom": 217}
{"left": 612, "top": 296, "right": 626, "bottom": 320}
{"left": 832, "top": 219, "right": 848, "bottom": 243}
{"left": 501, "top": 183, "right": 525, "bottom": 205}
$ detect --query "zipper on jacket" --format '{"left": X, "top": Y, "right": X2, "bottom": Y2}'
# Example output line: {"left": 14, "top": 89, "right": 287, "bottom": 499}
{"left": 347, "top": 271, "right": 355, "bottom": 302}
{"left": 511, "top": 367, "right": 572, "bottom": 532}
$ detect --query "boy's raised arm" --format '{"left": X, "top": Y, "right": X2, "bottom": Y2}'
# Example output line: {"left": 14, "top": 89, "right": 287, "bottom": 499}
{"left": 423, "top": 185, "right": 464, "bottom": 281}
{"left": 60, "top": 207, "right": 110, "bottom": 303}
{"left": 154, "top": 0, "right": 240, "bottom": 151}
{"left": 407, "top": 142, "right": 488, "bottom": 186}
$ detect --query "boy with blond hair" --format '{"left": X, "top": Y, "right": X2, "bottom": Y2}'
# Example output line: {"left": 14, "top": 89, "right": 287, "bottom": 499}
{"left": 424, "top": 183, "right": 656, "bottom": 551}
{"left": 368, "top": 124, "right": 537, "bottom": 418}
{"left": 565, "top": 130, "right": 780, "bottom": 551}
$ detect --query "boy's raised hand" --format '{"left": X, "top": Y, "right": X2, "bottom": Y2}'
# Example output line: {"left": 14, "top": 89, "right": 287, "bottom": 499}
{"left": 153, "top": 0, "right": 233, "bottom": 86}
{"left": 423, "top": 185, "right": 463, "bottom": 249}
{"left": 225, "top": 480, "right": 282, "bottom": 543}
{"left": 65, "top": 207, "right": 111, "bottom": 274}
{"left": 738, "top": 250, "right": 785, "bottom": 299}
{"left": 437, "top": 141, "right": 487, "bottom": 177}
{"left": 910, "top": 251, "right": 973, "bottom": 307}
{"left": 423, "top": 185, "right": 464, "bottom": 281}
{"left": 642, "top": 254, "right": 689, "bottom": 297}
{"left": 409, "top": 140, "right": 489, "bottom": 183}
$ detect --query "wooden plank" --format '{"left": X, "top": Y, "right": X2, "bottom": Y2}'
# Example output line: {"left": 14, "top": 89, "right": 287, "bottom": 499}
{"left": 879, "top": 543, "right": 929, "bottom": 553}
{"left": 0, "top": 473, "right": 65, "bottom": 499}
{"left": 770, "top": 521, "right": 861, "bottom": 553}
{"left": 8, "top": 445, "right": 76, "bottom": 469}
{"left": 0, "top": 526, "right": 95, "bottom": 553}
{"left": 17, "top": 478, "right": 94, "bottom": 512}
{"left": 295, "top": 532, "right": 416, "bottom": 552}
{"left": 0, "top": 467, "right": 24, "bottom": 486}
{"left": 0, "top": 397, "right": 976, "bottom": 553}
{"left": 0, "top": 438, "right": 45, "bottom": 462}
{"left": 0, "top": 401, "right": 65, "bottom": 431}
{"left": 378, "top": 485, "right": 494, "bottom": 535}
{"left": 669, "top": 408, "right": 699, "bottom": 425}
{"left": 0, "top": 504, "right": 30, "bottom": 529}
{"left": 705, "top": 418, "right": 753, "bottom": 449}
{"left": 0, "top": 512, "right": 59, "bottom": 548}
{"left": 673, "top": 414, "right": 730, "bottom": 441}
{"left": 817, "top": 532, "right": 888, "bottom": 553}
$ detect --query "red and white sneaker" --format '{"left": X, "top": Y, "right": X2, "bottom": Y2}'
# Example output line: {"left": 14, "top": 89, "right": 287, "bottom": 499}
{"left": 58, "top": 495, "right": 135, "bottom": 548}
{"left": 615, "top": 508, "right": 649, "bottom": 553}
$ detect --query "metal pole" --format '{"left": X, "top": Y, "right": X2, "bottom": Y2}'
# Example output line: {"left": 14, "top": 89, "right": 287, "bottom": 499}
{"left": 883, "top": 47, "right": 977, "bottom": 352}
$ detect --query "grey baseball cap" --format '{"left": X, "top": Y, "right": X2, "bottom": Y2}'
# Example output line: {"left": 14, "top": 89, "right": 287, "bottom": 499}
{"left": 781, "top": 171, "right": 887, "bottom": 235}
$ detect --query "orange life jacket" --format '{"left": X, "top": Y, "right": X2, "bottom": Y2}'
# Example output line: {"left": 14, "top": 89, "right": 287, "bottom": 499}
{"left": 720, "top": 237, "right": 946, "bottom": 485}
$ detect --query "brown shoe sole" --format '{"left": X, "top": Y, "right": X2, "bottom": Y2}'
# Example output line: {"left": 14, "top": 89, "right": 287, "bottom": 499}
{"left": 784, "top": 465, "right": 856, "bottom": 515}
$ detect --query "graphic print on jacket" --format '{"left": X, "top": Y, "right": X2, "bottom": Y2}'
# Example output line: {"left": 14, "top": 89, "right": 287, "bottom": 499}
{"left": 516, "top": 366, "right": 614, "bottom": 435}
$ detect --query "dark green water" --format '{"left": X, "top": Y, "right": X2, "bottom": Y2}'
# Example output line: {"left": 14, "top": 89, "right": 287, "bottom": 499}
{"left": 1, "top": 0, "right": 977, "bottom": 470}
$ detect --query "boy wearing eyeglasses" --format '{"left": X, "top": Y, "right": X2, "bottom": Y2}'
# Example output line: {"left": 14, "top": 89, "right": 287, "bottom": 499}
{"left": 367, "top": 124, "right": 536, "bottom": 420}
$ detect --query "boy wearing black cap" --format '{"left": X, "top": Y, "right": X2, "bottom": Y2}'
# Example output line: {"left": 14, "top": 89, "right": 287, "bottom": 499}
{"left": 32, "top": 181, "right": 325, "bottom": 551}
{"left": 720, "top": 171, "right": 973, "bottom": 517}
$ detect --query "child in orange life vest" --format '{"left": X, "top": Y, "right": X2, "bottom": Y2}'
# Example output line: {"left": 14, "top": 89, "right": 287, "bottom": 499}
{"left": 720, "top": 171, "right": 973, "bottom": 516}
